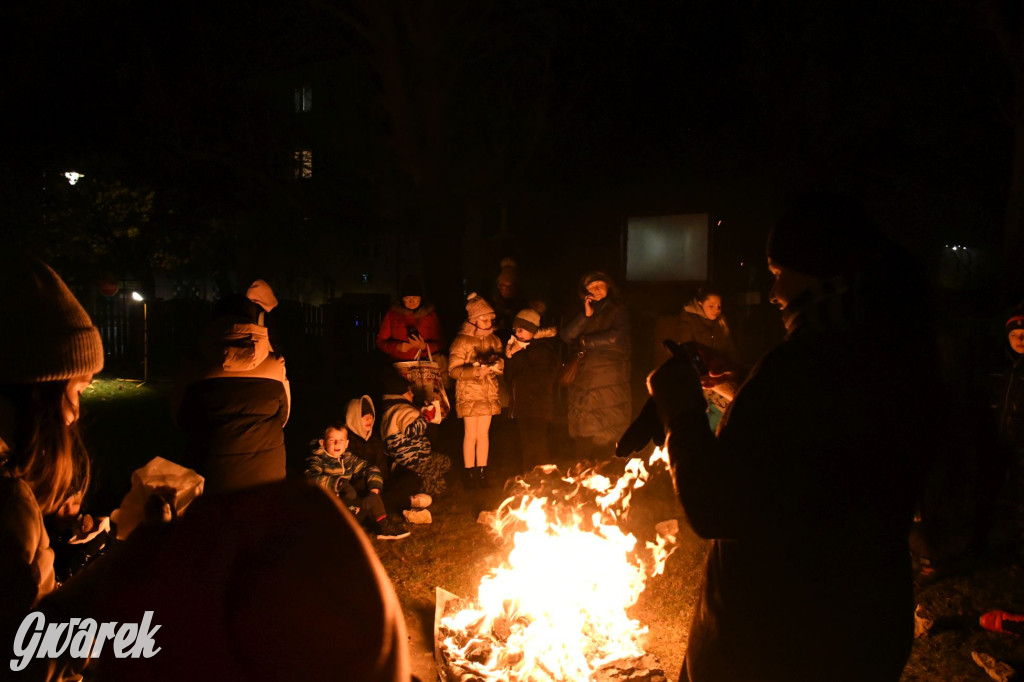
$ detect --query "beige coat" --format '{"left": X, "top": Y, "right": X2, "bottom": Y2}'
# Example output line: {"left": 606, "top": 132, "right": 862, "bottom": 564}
{"left": 448, "top": 324, "right": 503, "bottom": 418}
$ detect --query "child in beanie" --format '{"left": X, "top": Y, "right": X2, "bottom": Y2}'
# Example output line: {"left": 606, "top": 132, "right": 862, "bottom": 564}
{"left": 448, "top": 293, "right": 503, "bottom": 487}
{"left": 305, "top": 422, "right": 409, "bottom": 541}
{"left": 379, "top": 372, "right": 451, "bottom": 496}
{"left": 504, "top": 307, "right": 561, "bottom": 471}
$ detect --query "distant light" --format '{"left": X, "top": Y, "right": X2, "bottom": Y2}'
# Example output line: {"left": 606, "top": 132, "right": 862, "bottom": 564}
{"left": 739, "top": 261, "right": 745, "bottom": 267}
{"left": 716, "top": 220, "right": 722, "bottom": 226}
{"left": 64, "top": 171, "right": 84, "bottom": 185}
{"left": 131, "top": 291, "right": 144, "bottom": 302}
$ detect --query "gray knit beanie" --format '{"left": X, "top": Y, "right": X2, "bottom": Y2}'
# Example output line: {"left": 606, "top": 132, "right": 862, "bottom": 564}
{"left": 0, "top": 257, "right": 104, "bottom": 383}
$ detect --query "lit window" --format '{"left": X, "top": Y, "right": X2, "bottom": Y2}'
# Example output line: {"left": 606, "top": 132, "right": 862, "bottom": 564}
{"left": 294, "top": 86, "right": 312, "bottom": 113}
{"left": 294, "top": 150, "right": 313, "bottom": 179}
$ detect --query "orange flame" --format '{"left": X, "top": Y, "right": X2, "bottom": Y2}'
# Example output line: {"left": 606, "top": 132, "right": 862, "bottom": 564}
{"left": 439, "top": 448, "right": 675, "bottom": 680}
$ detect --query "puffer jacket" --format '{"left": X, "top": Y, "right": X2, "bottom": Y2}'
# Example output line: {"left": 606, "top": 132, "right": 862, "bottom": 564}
{"left": 376, "top": 302, "right": 444, "bottom": 361}
{"left": 448, "top": 324, "right": 503, "bottom": 418}
{"left": 304, "top": 448, "right": 384, "bottom": 494}
{"left": 560, "top": 300, "right": 632, "bottom": 444}
{"left": 172, "top": 317, "right": 290, "bottom": 494}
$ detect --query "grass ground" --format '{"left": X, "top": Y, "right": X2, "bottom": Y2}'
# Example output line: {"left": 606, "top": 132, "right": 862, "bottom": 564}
{"left": 78, "top": 375, "right": 1024, "bottom": 682}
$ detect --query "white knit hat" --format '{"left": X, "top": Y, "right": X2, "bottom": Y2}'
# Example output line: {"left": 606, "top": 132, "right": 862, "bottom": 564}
{"left": 0, "top": 258, "right": 104, "bottom": 383}
{"left": 465, "top": 293, "right": 494, "bottom": 320}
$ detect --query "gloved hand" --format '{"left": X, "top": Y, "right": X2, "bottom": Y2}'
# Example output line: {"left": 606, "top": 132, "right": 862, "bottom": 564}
{"left": 421, "top": 404, "right": 437, "bottom": 422}
{"left": 647, "top": 353, "right": 708, "bottom": 426}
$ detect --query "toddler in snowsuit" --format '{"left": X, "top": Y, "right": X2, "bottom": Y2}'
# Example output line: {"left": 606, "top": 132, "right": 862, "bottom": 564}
{"left": 305, "top": 423, "right": 409, "bottom": 540}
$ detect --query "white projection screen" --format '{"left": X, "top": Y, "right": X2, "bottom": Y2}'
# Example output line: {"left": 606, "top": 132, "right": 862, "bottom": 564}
{"left": 626, "top": 213, "right": 709, "bottom": 282}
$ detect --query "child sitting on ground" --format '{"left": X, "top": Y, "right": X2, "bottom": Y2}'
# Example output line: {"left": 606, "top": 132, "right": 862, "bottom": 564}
{"left": 345, "top": 395, "right": 391, "bottom": 481}
{"left": 379, "top": 372, "right": 451, "bottom": 496}
{"left": 305, "top": 423, "right": 409, "bottom": 541}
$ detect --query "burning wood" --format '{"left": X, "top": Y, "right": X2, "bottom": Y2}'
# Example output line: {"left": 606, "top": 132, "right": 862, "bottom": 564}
{"left": 436, "top": 451, "right": 676, "bottom": 681}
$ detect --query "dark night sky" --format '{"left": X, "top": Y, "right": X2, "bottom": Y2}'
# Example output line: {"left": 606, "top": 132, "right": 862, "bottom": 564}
{"left": 0, "top": 0, "right": 1013, "bottom": 299}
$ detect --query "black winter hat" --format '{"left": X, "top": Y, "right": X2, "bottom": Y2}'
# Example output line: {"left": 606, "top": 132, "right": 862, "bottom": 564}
{"left": 766, "top": 192, "right": 885, "bottom": 280}
{"left": 212, "top": 294, "right": 263, "bottom": 324}
{"left": 381, "top": 370, "right": 411, "bottom": 396}
{"left": 1007, "top": 313, "right": 1024, "bottom": 332}
{"left": 400, "top": 275, "right": 423, "bottom": 298}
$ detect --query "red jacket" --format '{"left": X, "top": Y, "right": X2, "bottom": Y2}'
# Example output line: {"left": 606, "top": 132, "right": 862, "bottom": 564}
{"left": 376, "top": 302, "right": 444, "bottom": 360}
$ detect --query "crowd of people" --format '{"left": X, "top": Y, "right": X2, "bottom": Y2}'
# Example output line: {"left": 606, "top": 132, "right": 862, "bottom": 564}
{"left": 1, "top": 191, "right": 1023, "bottom": 680}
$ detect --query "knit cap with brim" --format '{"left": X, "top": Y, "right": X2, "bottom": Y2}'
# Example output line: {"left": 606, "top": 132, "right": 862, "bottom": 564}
{"left": 0, "top": 258, "right": 104, "bottom": 383}
{"left": 512, "top": 308, "right": 541, "bottom": 333}
{"left": 466, "top": 293, "right": 494, "bottom": 321}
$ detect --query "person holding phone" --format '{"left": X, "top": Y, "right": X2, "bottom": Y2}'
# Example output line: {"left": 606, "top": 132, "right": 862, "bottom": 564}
{"left": 560, "top": 271, "right": 631, "bottom": 461}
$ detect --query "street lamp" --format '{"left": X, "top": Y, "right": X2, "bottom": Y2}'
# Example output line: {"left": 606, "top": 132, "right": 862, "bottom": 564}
{"left": 131, "top": 292, "right": 148, "bottom": 383}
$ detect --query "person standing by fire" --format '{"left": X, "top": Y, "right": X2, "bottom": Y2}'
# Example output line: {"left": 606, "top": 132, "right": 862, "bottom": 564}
{"left": 448, "top": 293, "right": 503, "bottom": 488}
{"left": 677, "top": 284, "right": 742, "bottom": 432}
{"left": 560, "top": 271, "right": 632, "bottom": 460}
{"left": 644, "top": 193, "right": 939, "bottom": 681}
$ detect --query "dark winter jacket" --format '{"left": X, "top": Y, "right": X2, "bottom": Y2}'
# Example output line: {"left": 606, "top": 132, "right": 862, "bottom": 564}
{"left": 990, "top": 349, "right": 1024, "bottom": 448}
{"left": 560, "top": 300, "right": 632, "bottom": 445}
{"left": 504, "top": 335, "right": 561, "bottom": 420}
{"left": 678, "top": 299, "right": 738, "bottom": 362}
{"left": 172, "top": 317, "right": 290, "bottom": 494}
{"left": 655, "top": 287, "right": 931, "bottom": 682}
{"left": 376, "top": 302, "right": 444, "bottom": 361}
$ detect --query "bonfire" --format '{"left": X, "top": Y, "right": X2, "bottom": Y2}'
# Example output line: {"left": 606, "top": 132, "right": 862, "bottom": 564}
{"left": 437, "top": 449, "right": 676, "bottom": 681}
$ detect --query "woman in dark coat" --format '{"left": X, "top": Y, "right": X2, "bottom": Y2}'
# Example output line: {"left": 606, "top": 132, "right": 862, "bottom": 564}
{"left": 560, "top": 271, "right": 631, "bottom": 459}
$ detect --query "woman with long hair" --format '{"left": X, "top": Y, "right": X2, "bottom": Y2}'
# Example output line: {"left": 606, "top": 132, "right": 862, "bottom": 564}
{"left": 0, "top": 256, "right": 103, "bottom": 644}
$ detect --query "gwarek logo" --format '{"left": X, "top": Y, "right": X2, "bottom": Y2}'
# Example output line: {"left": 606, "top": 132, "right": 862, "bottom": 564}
{"left": 10, "top": 611, "right": 161, "bottom": 671}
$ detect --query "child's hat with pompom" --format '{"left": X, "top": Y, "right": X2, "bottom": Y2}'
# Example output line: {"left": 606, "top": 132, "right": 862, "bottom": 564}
{"left": 466, "top": 292, "right": 494, "bottom": 320}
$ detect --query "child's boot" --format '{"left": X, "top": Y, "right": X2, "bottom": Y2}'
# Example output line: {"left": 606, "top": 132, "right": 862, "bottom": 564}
{"left": 477, "top": 466, "right": 490, "bottom": 488}
{"left": 464, "top": 467, "right": 478, "bottom": 490}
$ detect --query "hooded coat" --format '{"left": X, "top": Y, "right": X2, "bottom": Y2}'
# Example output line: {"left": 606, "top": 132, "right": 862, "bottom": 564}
{"left": 448, "top": 323, "right": 503, "bottom": 418}
{"left": 560, "top": 299, "right": 632, "bottom": 445}
{"left": 376, "top": 301, "right": 444, "bottom": 361}
{"left": 346, "top": 395, "right": 390, "bottom": 479}
{"left": 172, "top": 316, "right": 290, "bottom": 494}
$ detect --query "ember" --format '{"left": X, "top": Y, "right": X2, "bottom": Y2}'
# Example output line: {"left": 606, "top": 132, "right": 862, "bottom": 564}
{"left": 437, "top": 449, "right": 675, "bottom": 681}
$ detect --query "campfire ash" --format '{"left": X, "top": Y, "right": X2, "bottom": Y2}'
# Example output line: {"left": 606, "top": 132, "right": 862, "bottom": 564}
{"left": 436, "top": 450, "right": 675, "bottom": 681}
